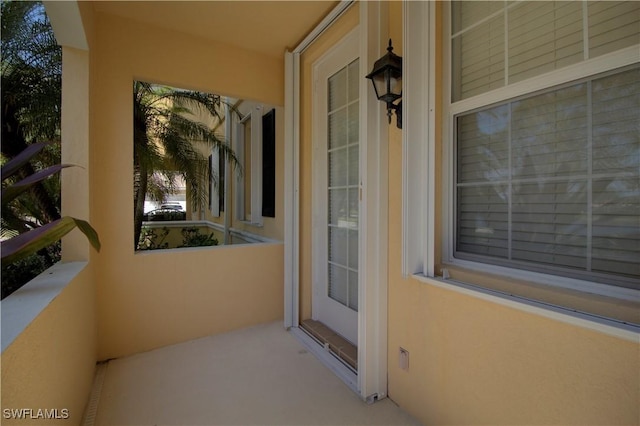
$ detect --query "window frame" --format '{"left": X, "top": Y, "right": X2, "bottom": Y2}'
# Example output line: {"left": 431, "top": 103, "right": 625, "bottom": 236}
{"left": 209, "top": 149, "right": 225, "bottom": 217}
{"left": 235, "top": 106, "right": 264, "bottom": 226}
{"left": 442, "top": 1, "right": 640, "bottom": 300}
{"left": 233, "top": 104, "right": 277, "bottom": 226}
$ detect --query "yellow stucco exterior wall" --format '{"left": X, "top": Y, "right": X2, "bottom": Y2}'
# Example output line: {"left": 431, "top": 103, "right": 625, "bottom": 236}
{"left": 384, "top": 2, "right": 639, "bottom": 425}
{"left": 295, "top": 3, "right": 638, "bottom": 423}
{"left": 1, "top": 264, "right": 97, "bottom": 425}
{"left": 1, "top": 4, "right": 98, "bottom": 420}
{"left": 5, "top": 2, "right": 636, "bottom": 425}
{"left": 90, "top": 10, "right": 284, "bottom": 359}
{"left": 387, "top": 277, "right": 640, "bottom": 425}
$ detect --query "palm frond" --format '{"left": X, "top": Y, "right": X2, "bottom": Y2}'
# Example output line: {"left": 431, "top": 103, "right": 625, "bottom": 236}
{"left": 1, "top": 1, "right": 61, "bottom": 145}
{"left": 132, "top": 80, "right": 244, "bottom": 247}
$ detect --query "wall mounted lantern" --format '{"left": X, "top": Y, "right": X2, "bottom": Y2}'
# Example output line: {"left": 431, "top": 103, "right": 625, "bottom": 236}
{"left": 366, "top": 39, "right": 403, "bottom": 129}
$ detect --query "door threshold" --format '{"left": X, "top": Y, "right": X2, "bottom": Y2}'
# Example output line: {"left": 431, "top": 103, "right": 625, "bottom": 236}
{"left": 300, "top": 319, "right": 357, "bottom": 371}
{"left": 289, "top": 326, "right": 359, "bottom": 395}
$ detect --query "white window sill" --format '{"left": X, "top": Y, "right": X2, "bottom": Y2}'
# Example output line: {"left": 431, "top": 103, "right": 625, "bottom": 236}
{"left": 443, "top": 258, "right": 640, "bottom": 302}
{"left": 239, "top": 220, "right": 263, "bottom": 228}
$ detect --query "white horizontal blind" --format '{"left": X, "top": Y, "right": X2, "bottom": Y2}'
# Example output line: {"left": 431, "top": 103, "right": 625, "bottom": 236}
{"left": 590, "top": 67, "right": 639, "bottom": 278}
{"left": 455, "top": 66, "right": 640, "bottom": 287}
{"left": 510, "top": 82, "right": 588, "bottom": 270}
{"left": 451, "top": 1, "right": 640, "bottom": 290}
{"left": 457, "top": 104, "right": 509, "bottom": 258}
{"left": 327, "top": 59, "right": 359, "bottom": 311}
{"left": 589, "top": 1, "right": 640, "bottom": 58}
{"left": 508, "top": 1, "right": 584, "bottom": 84}
{"left": 451, "top": 1, "right": 640, "bottom": 101}
{"left": 452, "top": 13, "right": 504, "bottom": 101}
{"left": 451, "top": 1, "right": 503, "bottom": 35}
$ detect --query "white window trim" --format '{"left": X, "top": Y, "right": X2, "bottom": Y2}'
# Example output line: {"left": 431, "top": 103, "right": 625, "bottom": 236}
{"left": 359, "top": 1, "right": 390, "bottom": 402}
{"left": 210, "top": 147, "right": 220, "bottom": 217}
{"left": 440, "top": 2, "right": 640, "bottom": 302}
{"left": 223, "top": 103, "right": 232, "bottom": 245}
{"left": 449, "top": 45, "right": 639, "bottom": 116}
{"left": 235, "top": 106, "right": 263, "bottom": 227}
{"left": 402, "top": 1, "right": 436, "bottom": 278}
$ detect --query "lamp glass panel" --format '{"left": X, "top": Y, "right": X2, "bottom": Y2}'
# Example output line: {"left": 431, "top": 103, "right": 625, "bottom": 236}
{"left": 390, "top": 72, "right": 402, "bottom": 97}
{"left": 372, "top": 74, "right": 386, "bottom": 100}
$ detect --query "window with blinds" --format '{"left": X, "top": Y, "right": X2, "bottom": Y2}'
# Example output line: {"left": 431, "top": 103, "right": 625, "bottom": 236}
{"left": 451, "top": 1, "right": 640, "bottom": 102}
{"left": 451, "top": 1, "right": 640, "bottom": 289}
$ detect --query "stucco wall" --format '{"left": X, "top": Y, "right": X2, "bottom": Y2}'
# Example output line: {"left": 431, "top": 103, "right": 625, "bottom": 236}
{"left": 385, "top": 2, "right": 640, "bottom": 425}
{"left": 387, "top": 276, "right": 640, "bottom": 425}
{"left": 96, "top": 242, "right": 284, "bottom": 360}
{"left": 90, "top": 11, "right": 284, "bottom": 360}
{"left": 1, "top": 263, "right": 97, "bottom": 425}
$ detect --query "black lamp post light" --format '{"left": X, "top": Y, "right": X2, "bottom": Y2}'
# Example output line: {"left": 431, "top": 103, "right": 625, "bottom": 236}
{"left": 366, "top": 39, "right": 403, "bottom": 129}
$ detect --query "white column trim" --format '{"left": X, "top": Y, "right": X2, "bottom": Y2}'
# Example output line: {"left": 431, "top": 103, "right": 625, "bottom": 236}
{"left": 358, "top": 0, "right": 388, "bottom": 402}
{"left": 402, "top": 1, "right": 435, "bottom": 278}
{"left": 284, "top": 51, "right": 298, "bottom": 328}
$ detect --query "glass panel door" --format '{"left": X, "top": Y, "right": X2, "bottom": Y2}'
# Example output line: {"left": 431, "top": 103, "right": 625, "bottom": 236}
{"left": 327, "top": 59, "right": 360, "bottom": 311}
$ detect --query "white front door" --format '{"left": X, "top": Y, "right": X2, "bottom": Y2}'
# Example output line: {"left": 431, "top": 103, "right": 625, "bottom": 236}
{"left": 312, "top": 30, "right": 360, "bottom": 345}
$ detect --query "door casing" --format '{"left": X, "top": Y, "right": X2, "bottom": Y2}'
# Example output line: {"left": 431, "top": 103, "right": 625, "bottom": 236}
{"left": 311, "top": 29, "right": 360, "bottom": 346}
{"left": 284, "top": 1, "right": 389, "bottom": 401}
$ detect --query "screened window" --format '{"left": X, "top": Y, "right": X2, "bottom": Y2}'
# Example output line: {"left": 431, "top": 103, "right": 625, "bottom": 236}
{"left": 451, "top": 1, "right": 640, "bottom": 290}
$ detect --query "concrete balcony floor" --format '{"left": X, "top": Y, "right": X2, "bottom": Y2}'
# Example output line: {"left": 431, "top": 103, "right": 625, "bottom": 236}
{"left": 89, "top": 321, "right": 421, "bottom": 426}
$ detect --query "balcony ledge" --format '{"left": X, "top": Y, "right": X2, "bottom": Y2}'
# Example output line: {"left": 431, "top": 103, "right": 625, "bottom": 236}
{"left": 1, "top": 261, "right": 88, "bottom": 353}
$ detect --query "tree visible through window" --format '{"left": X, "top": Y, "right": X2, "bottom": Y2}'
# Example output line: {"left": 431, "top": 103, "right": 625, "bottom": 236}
{"left": 132, "top": 81, "right": 238, "bottom": 249}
